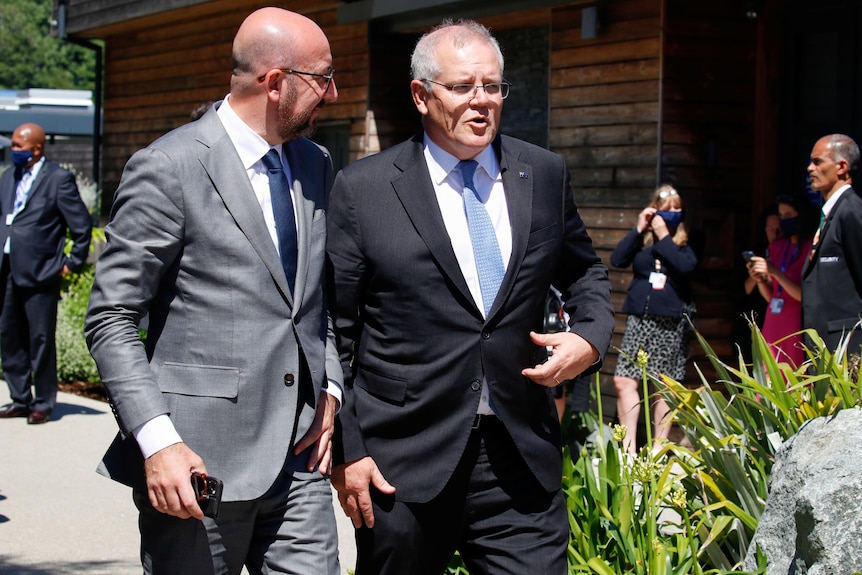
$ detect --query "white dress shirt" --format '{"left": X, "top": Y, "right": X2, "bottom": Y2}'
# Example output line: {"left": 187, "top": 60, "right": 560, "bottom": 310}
{"left": 4, "top": 156, "right": 45, "bottom": 253}
{"left": 423, "top": 136, "right": 511, "bottom": 415}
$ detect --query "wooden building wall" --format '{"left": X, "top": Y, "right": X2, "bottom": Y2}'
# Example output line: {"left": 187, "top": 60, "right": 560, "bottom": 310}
{"left": 71, "top": 0, "right": 371, "bottom": 210}
{"left": 547, "top": 0, "right": 758, "bottom": 415}
{"left": 549, "top": 0, "right": 662, "bottom": 409}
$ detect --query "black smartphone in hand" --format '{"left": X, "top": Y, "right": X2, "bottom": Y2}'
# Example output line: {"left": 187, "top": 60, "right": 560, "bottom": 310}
{"left": 741, "top": 250, "right": 756, "bottom": 263}
{"left": 191, "top": 471, "right": 223, "bottom": 518}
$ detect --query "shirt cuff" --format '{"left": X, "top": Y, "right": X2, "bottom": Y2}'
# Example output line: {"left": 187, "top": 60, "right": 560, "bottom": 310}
{"left": 323, "top": 378, "right": 342, "bottom": 414}
{"left": 133, "top": 414, "right": 183, "bottom": 460}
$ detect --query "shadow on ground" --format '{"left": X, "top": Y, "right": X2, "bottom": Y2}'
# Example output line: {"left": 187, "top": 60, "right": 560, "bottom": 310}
{"left": 50, "top": 401, "right": 106, "bottom": 421}
{"left": 0, "top": 556, "right": 137, "bottom": 575}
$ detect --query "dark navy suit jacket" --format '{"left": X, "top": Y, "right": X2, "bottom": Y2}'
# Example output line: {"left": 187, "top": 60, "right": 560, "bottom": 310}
{"left": 327, "top": 133, "right": 614, "bottom": 502}
{"left": 0, "top": 160, "right": 91, "bottom": 287}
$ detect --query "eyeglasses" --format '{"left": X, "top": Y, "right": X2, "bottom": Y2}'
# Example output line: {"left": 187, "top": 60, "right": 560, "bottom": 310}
{"left": 259, "top": 66, "right": 335, "bottom": 93}
{"left": 658, "top": 187, "right": 679, "bottom": 199}
{"left": 424, "top": 79, "right": 511, "bottom": 100}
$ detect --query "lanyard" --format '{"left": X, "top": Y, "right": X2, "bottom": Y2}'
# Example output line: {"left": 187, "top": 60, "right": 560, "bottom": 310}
{"left": 775, "top": 241, "right": 799, "bottom": 297}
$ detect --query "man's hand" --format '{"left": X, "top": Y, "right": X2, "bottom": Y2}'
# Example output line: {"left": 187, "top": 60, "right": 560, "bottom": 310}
{"left": 144, "top": 442, "right": 207, "bottom": 520}
{"left": 331, "top": 456, "right": 396, "bottom": 528}
{"left": 294, "top": 391, "right": 338, "bottom": 475}
{"left": 521, "top": 331, "right": 599, "bottom": 387}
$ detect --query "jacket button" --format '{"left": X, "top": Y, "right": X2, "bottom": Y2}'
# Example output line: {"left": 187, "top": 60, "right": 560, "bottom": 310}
{"left": 470, "top": 379, "right": 481, "bottom": 391}
{"left": 284, "top": 373, "right": 295, "bottom": 387}
{"left": 481, "top": 331, "right": 490, "bottom": 339}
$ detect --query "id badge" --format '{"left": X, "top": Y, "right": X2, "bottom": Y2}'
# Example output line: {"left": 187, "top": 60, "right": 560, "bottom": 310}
{"left": 769, "top": 297, "right": 785, "bottom": 314}
{"left": 648, "top": 271, "right": 667, "bottom": 290}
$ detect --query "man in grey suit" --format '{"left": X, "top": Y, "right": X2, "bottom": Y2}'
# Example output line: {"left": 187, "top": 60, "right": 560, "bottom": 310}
{"left": 85, "top": 8, "right": 342, "bottom": 574}
{"left": 327, "top": 20, "right": 614, "bottom": 574}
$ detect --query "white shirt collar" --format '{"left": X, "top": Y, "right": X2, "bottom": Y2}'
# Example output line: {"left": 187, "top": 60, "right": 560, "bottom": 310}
{"left": 422, "top": 135, "right": 499, "bottom": 185}
{"left": 822, "top": 183, "right": 852, "bottom": 219}
{"left": 216, "top": 95, "right": 281, "bottom": 167}
{"left": 25, "top": 156, "right": 46, "bottom": 180}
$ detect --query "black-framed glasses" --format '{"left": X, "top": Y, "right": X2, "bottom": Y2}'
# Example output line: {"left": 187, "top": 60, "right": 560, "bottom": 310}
{"left": 259, "top": 66, "right": 335, "bottom": 93}
{"left": 424, "top": 79, "right": 511, "bottom": 100}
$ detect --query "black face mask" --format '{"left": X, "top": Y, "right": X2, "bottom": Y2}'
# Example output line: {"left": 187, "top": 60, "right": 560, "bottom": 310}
{"left": 779, "top": 216, "right": 799, "bottom": 238}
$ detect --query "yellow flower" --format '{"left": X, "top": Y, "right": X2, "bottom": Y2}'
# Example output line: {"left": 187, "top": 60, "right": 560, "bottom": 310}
{"left": 636, "top": 349, "right": 649, "bottom": 368}
{"left": 612, "top": 424, "right": 628, "bottom": 443}
{"left": 671, "top": 485, "right": 687, "bottom": 508}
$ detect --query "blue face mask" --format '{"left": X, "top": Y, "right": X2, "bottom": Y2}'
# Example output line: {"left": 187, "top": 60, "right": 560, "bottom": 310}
{"left": 655, "top": 210, "right": 683, "bottom": 229}
{"left": 11, "top": 149, "right": 33, "bottom": 168}
{"left": 779, "top": 216, "right": 799, "bottom": 238}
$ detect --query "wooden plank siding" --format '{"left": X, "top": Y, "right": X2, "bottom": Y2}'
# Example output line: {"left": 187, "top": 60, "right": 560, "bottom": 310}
{"left": 549, "top": 1, "right": 663, "bottom": 409}
{"left": 83, "top": 1, "right": 370, "bottom": 207}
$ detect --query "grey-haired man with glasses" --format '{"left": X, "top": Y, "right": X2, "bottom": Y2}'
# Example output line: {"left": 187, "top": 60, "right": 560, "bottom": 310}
{"left": 327, "top": 18, "right": 613, "bottom": 575}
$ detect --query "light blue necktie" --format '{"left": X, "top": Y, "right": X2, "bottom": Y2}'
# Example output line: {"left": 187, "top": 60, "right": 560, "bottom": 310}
{"left": 458, "top": 160, "right": 505, "bottom": 317}
{"left": 261, "top": 149, "right": 298, "bottom": 293}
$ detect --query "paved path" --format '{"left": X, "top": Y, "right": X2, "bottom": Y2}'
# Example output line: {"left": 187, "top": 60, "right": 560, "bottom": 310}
{"left": 0, "top": 385, "right": 356, "bottom": 574}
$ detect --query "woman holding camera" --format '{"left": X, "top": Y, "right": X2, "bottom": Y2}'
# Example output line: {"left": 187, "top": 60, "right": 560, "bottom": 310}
{"left": 611, "top": 184, "right": 698, "bottom": 454}
{"left": 746, "top": 195, "right": 814, "bottom": 367}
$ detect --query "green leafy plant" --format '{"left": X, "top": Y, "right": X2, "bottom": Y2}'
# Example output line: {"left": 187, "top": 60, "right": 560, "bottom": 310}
{"left": 56, "top": 264, "right": 100, "bottom": 383}
{"left": 657, "top": 322, "right": 862, "bottom": 568}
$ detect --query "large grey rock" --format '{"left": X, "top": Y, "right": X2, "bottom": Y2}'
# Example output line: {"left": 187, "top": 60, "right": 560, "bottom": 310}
{"left": 744, "top": 408, "right": 862, "bottom": 574}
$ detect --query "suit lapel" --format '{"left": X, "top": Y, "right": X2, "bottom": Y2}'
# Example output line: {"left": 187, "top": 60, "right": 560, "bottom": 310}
{"left": 803, "top": 187, "right": 852, "bottom": 277}
{"left": 282, "top": 141, "right": 314, "bottom": 307}
{"left": 391, "top": 137, "right": 479, "bottom": 315}
{"left": 390, "top": 136, "right": 535, "bottom": 321}
{"left": 197, "top": 117, "right": 294, "bottom": 305}
{"left": 16, "top": 161, "right": 51, "bottom": 213}
{"left": 493, "top": 139, "right": 533, "bottom": 319}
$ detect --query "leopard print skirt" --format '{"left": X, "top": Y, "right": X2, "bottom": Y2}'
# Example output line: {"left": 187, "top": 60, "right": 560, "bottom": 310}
{"left": 614, "top": 314, "right": 690, "bottom": 381}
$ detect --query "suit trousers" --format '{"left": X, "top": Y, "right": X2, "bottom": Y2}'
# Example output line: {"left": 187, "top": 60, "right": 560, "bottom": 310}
{"left": 355, "top": 417, "right": 568, "bottom": 575}
{"left": 0, "top": 263, "right": 61, "bottom": 412}
{"left": 134, "top": 449, "right": 340, "bottom": 575}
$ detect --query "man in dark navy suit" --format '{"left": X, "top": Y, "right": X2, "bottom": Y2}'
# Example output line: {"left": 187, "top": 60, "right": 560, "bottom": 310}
{"left": 0, "top": 123, "right": 92, "bottom": 424}
{"left": 328, "top": 19, "right": 614, "bottom": 575}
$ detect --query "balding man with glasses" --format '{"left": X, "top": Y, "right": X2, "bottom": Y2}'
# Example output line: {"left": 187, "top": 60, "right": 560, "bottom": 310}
{"left": 327, "top": 18, "right": 614, "bottom": 575}
{"left": 85, "top": 7, "right": 343, "bottom": 574}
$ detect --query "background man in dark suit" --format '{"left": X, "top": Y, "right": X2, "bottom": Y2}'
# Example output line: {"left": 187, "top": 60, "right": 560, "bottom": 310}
{"left": 327, "top": 19, "right": 614, "bottom": 574}
{"left": 802, "top": 133, "right": 862, "bottom": 353}
{"left": 0, "top": 122, "right": 92, "bottom": 424}
{"left": 85, "top": 8, "right": 343, "bottom": 574}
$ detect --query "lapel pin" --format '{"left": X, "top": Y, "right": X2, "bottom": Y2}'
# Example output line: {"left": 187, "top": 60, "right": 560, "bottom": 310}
{"left": 519, "top": 172, "right": 529, "bottom": 179}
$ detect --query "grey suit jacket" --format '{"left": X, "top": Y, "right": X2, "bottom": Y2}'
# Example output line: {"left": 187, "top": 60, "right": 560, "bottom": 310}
{"left": 85, "top": 105, "right": 343, "bottom": 501}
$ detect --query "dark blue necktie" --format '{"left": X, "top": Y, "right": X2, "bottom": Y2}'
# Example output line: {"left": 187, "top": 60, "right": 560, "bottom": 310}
{"left": 261, "top": 149, "right": 297, "bottom": 293}
{"left": 458, "top": 160, "right": 505, "bottom": 317}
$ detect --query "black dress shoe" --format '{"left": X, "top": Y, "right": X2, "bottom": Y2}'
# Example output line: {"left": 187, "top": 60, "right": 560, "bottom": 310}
{"left": 27, "top": 410, "right": 50, "bottom": 424}
{"left": 0, "top": 405, "right": 30, "bottom": 418}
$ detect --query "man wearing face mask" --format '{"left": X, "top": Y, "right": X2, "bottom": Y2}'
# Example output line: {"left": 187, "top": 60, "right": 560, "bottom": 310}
{"left": 0, "top": 123, "right": 92, "bottom": 424}
{"left": 610, "top": 184, "right": 698, "bottom": 454}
